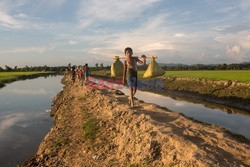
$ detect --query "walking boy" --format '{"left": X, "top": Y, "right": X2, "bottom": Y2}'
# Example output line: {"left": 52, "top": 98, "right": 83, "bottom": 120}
{"left": 122, "top": 47, "right": 146, "bottom": 107}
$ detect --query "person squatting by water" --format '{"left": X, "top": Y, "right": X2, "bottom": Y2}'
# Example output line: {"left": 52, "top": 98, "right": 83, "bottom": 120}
{"left": 122, "top": 47, "right": 146, "bottom": 108}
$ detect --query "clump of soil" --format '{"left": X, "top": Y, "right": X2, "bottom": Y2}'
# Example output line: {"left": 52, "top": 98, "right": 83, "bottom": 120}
{"left": 21, "top": 76, "right": 250, "bottom": 166}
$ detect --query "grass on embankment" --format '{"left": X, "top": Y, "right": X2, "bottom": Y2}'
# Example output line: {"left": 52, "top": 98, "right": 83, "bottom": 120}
{"left": 0, "top": 71, "right": 53, "bottom": 87}
{"left": 92, "top": 69, "right": 250, "bottom": 100}
{"left": 138, "top": 70, "right": 250, "bottom": 82}
{"left": 93, "top": 69, "right": 250, "bottom": 82}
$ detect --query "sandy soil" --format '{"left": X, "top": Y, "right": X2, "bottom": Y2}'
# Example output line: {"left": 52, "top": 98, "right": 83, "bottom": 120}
{"left": 21, "top": 76, "right": 250, "bottom": 167}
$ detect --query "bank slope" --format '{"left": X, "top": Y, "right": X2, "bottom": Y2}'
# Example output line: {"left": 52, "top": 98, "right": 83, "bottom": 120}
{"left": 21, "top": 76, "right": 250, "bottom": 167}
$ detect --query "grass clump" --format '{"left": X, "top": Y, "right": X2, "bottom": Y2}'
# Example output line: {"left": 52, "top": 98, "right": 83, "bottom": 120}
{"left": 48, "top": 136, "right": 69, "bottom": 157}
{"left": 82, "top": 112, "right": 99, "bottom": 141}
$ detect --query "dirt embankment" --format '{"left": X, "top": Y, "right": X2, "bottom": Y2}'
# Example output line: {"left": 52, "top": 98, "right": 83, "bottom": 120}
{"left": 21, "top": 76, "right": 250, "bottom": 167}
{"left": 161, "top": 76, "right": 250, "bottom": 99}
{"left": 160, "top": 77, "right": 250, "bottom": 111}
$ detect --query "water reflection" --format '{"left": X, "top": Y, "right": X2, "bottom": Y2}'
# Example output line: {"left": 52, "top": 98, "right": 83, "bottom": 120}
{"left": 0, "top": 75, "right": 63, "bottom": 167}
{"left": 2, "top": 88, "right": 50, "bottom": 95}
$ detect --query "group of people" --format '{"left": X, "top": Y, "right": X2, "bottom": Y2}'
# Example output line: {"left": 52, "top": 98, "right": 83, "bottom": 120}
{"left": 65, "top": 47, "right": 145, "bottom": 108}
{"left": 65, "top": 63, "right": 90, "bottom": 85}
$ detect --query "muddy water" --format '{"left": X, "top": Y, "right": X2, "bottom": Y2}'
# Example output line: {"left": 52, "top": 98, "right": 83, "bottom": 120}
{"left": 90, "top": 78, "right": 250, "bottom": 139}
{"left": 0, "top": 75, "right": 63, "bottom": 167}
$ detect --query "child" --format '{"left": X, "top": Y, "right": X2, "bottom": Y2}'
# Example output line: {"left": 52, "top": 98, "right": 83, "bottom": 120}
{"left": 84, "top": 63, "right": 90, "bottom": 85}
{"left": 71, "top": 66, "right": 76, "bottom": 83}
{"left": 122, "top": 47, "right": 146, "bottom": 108}
{"left": 79, "top": 66, "right": 84, "bottom": 86}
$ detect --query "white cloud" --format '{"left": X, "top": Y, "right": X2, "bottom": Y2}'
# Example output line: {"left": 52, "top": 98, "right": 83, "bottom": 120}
{"left": 64, "top": 55, "right": 84, "bottom": 61}
{"left": 226, "top": 45, "right": 247, "bottom": 63}
{"left": 240, "top": 0, "right": 250, "bottom": 11}
{"left": 16, "top": 0, "right": 29, "bottom": 7}
{"left": 0, "top": 45, "right": 56, "bottom": 54}
{"left": 51, "top": 0, "right": 66, "bottom": 6}
{"left": 88, "top": 47, "right": 120, "bottom": 58}
{"left": 68, "top": 40, "right": 78, "bottom": 45}
{"left": 79, "top": 19, "right": 94, "bottom": 29}
{"left": 89, "top": 14, "right": 177, "bottom": 55}
{"left": 240, "top": 35, "right": 250, "bottom": 49}
{"left": 0, "top": 1, "right": 27, "bottom": 29}
{"left": 138, "top": 42, "right": 174, "bottom": 52}
{"left": 199, "top": 52, "right": 206, "bottom": 61}
{"left": 227, "top": 45, "right": 241, "bottom": 54}
{"left": 217, "top": 6, "right": 236, "bottom": 13}
{"left": 0, "top": 11, "right": 23, "bottom": 29}
{"left": 0, "top": 0, "right": 69, "bottom": 30}
{"left": 174, "top": 33, "right": 185, "bottom": 37}
{"left": 214, "top": 30, "right": 250, "bottom": 62}
{"left": 14, "top": 13, "right": 28, "bottom": 19}
{"left": 77, "top": 0, "right": 162, "bottom": 27}
{"left": 36, "top": 0, "right": 66, "bottom": 8}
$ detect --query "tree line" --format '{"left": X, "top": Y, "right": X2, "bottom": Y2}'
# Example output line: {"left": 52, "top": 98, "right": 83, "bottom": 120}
{"left": 1, "top": 62, "right": 250, "bottom": 72}
{"left": 0, "top": 65, "right": 66, "bottom": 72}
{"left": 0, "top": 64, "right": 110, "bottom": 72}
{"left": 137, "top": 63, "right": 250, "bottom": 71}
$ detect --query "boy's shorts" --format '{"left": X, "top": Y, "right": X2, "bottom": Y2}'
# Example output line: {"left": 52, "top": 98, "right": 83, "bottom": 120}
{"left": 127, "top": 68, "right": 137, "bottom": 87}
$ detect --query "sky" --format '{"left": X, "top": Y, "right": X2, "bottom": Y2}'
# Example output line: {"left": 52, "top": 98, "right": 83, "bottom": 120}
{"left": 0, "top": 0, "right": 250, "bottom": 67}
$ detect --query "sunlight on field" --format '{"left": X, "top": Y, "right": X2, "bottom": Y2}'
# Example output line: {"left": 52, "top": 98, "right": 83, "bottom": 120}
{"left": 138, "top": 70, "right": 250, "bottom": 82}
{"left": 0, "top": 72, "right": 49, "bottom": 82}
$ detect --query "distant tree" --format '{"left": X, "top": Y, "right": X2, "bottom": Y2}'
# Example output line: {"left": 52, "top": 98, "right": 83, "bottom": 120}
{"left": 43, "top": 65, "right": 50, "bottom": 71}
{"left": 68, "top": 63, "right": 71, "bottom": 69}
{"left": 0, "top": 66, "right": 4, "bottom": 72}
{"left": 23, "top": 65, "right": 30, "bottom": 71}
{"left": 100, "top": 63, "right": 103, "bottom": 68}
{"left": 95, "top": 63, "right": 99, "bottom": 68}
{"left": 105, "top": 65, "right": 111, "bottom": 70}
{"left": 5, "top": 65, "right": 13, "bottom": 71}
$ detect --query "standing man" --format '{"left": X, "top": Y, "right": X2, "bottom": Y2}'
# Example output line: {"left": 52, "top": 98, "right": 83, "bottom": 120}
{"left": 122, "top": 47, "right": 146, "bottom": 107}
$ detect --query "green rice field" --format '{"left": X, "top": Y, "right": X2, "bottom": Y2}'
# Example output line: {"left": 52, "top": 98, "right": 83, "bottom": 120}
{"left": 0, "top": 72, "right": 50, "bottom": 84}
{"left": 138, "top": 70, "right": 250, "bottom": 82}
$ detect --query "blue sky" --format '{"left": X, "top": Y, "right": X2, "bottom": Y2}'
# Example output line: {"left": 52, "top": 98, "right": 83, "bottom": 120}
{"left": 0, "top": 0, "right": 250, "bottom": 67}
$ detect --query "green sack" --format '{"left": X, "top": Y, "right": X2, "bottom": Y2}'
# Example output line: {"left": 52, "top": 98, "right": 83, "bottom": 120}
{"left": 111, "top": 57, "right": 124, "bottom": 77}
{"left": 143, "top": 58, "right": 165, "bottom": 78}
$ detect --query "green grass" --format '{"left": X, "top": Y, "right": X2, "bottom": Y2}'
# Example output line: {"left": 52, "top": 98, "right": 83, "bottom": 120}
{"left": 138, "top": 70, "right": 250, "bottom": 82}
{"left": 82, "top": 112, "right": 99, "bottom": 141}
{"left": 0, "top": 71, "right": 51, "bottom": 84}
